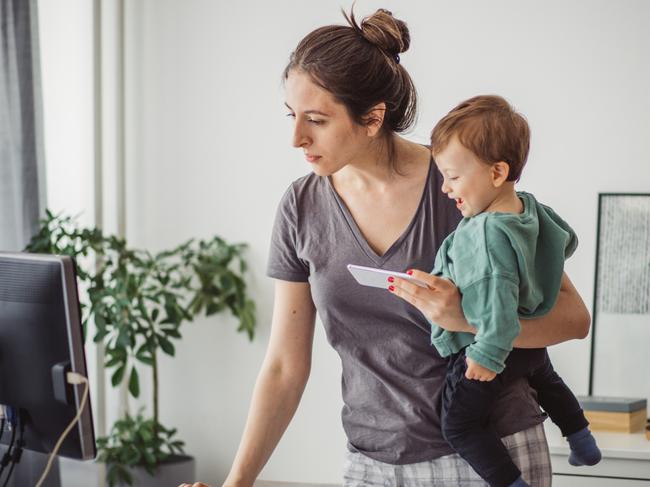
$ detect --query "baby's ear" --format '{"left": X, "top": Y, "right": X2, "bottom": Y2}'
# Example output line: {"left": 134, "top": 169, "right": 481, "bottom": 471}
{"left": 491, "top": 162, "right": 510, "bottom": 187}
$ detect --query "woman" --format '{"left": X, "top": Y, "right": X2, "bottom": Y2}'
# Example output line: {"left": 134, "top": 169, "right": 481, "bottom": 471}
{"left": 181, "top": 8, "right": 589, "bottom": 487}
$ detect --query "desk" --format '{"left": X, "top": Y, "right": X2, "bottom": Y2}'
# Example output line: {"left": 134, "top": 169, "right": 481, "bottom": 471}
{"left": 545, "top": 422, "right": 650, "bottom": 485}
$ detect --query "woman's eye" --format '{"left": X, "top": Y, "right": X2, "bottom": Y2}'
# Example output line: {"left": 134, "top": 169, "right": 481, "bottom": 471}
{"left": 284, "top": 113, "right": 323, "bottom": 125}
{"left": 448, "top": 177, "right": 459, "bottom": 181}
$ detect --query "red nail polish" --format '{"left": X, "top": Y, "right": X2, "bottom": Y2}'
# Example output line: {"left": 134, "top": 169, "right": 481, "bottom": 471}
{"left": 387, "top": 276, "right": 394, "bottom": 283}
{"left": 388, "top": 285, "right": 395, "bottom": 292}
{"left": 406, "top": 270, "right": 413, "bottom": 275}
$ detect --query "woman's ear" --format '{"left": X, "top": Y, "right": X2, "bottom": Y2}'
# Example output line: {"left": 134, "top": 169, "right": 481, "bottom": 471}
{"left": 363, "top": 102, "right": 386, "bottom": 137}
{"left": 491, "top": 162, "right": 510, "bottom": 187}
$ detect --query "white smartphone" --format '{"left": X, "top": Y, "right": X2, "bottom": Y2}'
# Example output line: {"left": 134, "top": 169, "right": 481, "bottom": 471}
{"left": 347, "top": 264, "right": 429, "bottom": 290}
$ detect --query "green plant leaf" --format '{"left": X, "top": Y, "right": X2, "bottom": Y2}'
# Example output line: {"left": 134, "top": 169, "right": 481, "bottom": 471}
{"left": 116, "top": 326, "right": 131, "bottom": 348}
{"left": 163, "top": 328, "right": 181, "bottom": 339}
{"left": 128, "top": 367, "right": 140, "bottom": 398}
{"left": 111, "top": 364, "right": 126, "bottom": 387}
{"left": 135, "top": 345, "right": 154, "bottom": 366}
{"left": 104, "top": 354, "right": 124, "bottom": 368}
{"left": 206, "top": 300, "right": 224, "bottom": 316}
{"left": 157, "top": 334, "right": 175, "bottom": 356}
{"left": 94, "top": 326, "right": 110, "bottom": 343}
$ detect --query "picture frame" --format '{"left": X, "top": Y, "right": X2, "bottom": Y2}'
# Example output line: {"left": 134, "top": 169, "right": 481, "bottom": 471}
{"left": 588, "top": 193, "right": 650, "bottom": 402}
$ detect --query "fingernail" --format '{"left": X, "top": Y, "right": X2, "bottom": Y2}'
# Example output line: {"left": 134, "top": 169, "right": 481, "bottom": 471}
{"left": 388, "top": 285, "right": 395, "bottom": 292}
{"left": 387, "top": 276, "right": 394, "bottom": 283}
{"left": 406, "top": 270, "right": 413, "bottom": 275}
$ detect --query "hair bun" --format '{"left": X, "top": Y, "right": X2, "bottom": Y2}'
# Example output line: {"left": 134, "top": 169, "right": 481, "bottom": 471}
{"left": 347, "top": 8, "right": 410, "bottom": 57}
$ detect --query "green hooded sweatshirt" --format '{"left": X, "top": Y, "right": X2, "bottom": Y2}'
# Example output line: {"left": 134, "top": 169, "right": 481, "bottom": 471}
{"left": 429, "top": 191, "right": 577, "bottom": 373}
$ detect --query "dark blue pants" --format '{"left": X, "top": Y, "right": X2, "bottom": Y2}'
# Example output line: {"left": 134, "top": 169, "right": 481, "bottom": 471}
{"left": 441, "top": 347, "right": 589, "bottom": 487}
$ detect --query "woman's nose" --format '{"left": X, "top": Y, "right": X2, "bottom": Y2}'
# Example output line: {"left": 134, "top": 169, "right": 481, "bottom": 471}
{"left": 292, "top": 122, "right": 309, "bottom": 148}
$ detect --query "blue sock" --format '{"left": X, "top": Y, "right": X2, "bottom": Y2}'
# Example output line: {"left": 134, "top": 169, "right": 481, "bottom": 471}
{"left": 508, "top": 476, "right": 530, "bottom": 487}
{"left": 567, "top": 427, "right": 602, "bottom": 466}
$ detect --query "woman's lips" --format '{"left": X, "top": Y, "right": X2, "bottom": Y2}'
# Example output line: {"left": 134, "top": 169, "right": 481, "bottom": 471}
{"left": 456, "top": 198, "right": 464, "bottom": 209}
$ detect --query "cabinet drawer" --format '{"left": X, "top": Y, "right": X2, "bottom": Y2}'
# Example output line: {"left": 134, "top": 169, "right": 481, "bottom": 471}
{"left": 553, "top": 474, "right": 650, "bottom": 486}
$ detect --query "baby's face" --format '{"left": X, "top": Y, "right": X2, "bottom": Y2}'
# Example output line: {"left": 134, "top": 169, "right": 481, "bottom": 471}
{"left": 434, "top": 137, "right": 499, "bottom": 218}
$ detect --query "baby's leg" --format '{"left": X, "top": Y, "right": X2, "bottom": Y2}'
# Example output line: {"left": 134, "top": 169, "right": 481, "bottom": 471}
{"left": 441, "top": 350, "right": 526, "bottom": 487}
{"left": 522, "top": 349, "right": 601, "bottom": 466}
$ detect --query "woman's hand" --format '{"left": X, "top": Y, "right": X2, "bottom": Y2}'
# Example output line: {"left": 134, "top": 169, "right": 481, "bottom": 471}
{"left": 464, "top": 357, "right": 497, "bottom": 381}
{"left": 390, "top": 269, "right": 474, "bottom": 333}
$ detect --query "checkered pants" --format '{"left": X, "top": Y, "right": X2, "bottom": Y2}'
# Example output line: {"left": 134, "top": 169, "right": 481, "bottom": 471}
{"left": 343, "top": 423, "right": 552, "bottom": 487}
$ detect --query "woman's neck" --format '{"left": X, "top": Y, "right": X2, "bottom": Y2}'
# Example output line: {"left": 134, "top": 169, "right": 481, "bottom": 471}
{"left": 333, "top": 136, "right": 429, "bottom": 192}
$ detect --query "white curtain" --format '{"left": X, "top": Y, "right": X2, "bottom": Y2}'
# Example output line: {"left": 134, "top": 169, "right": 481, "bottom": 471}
{"left": 0, "top": 0, "right": 46, "bottom": 251}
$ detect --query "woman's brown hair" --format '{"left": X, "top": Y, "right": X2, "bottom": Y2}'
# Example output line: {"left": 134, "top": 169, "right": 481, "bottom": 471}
{"left": 283, "top": 8, "right": 417, "bottom": 171}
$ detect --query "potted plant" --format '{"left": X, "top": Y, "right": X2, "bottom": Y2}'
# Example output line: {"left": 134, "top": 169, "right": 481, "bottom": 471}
{"left": 26, "top": 210, "right": 256, "bottom": 486}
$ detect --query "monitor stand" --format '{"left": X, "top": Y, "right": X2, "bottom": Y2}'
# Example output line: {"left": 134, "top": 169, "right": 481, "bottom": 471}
{"left": 0, "top": 446, "right": 60, "bottom": 487}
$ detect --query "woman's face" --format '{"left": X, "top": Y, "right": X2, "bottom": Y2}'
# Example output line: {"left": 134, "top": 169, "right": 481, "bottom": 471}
{"left": 284, "top": 69, "right": 371, "bottom": 177}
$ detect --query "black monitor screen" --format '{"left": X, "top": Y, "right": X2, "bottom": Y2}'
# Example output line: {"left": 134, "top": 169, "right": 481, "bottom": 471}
{"left": 0, "top": 253, "right": 95, "bottom": 460}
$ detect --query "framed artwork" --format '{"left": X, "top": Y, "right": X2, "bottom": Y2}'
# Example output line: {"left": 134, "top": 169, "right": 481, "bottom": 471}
{"left": 589, "top": 193, "right": 650, "bottom": 402}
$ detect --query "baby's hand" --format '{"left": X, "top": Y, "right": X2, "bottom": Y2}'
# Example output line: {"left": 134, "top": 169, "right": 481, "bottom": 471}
{"left": 465, "top": 357, "right": 497, "bottom": 381}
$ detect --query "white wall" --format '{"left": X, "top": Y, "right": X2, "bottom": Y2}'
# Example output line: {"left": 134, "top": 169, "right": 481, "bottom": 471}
{"left": 41, "top": 0, "right": 650, "bottom": 485}
{"left": 38, "top": 0, "right": 94, "bottom": 225}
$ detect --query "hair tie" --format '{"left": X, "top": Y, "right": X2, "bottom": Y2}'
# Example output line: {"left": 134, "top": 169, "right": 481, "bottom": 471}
{"left": 394, "top": 54, "right": 400, "bottom": 64}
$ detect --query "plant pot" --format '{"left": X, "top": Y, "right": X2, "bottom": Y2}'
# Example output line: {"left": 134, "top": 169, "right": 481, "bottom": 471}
{"left": 115, "top": 454, "right": 195, "bottom": 487}
{"left": 0, "top": 448, "right": 61, "bottom": 487}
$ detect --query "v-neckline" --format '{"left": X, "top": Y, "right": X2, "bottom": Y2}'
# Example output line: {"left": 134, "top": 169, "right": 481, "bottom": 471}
{"left": 327, "top": 158, "right": 433, "bottom": 266}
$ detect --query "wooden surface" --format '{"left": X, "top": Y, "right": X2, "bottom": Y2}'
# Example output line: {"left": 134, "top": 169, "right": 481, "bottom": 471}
{"left": 585, "top": 408, "right": 647, "bottom": 433}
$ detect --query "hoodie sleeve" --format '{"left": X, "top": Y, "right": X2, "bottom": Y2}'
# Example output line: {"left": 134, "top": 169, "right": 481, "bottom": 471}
{"left": 462, "top": 275, "right": 521, "bottom": 373}
{"left": 453, "top": 219, "right": 522, "bottom": 373}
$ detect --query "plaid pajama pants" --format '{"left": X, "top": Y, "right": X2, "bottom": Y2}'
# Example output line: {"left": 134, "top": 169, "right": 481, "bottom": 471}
{"left": 343, "top": 423, "right": 552, "bottom": 487}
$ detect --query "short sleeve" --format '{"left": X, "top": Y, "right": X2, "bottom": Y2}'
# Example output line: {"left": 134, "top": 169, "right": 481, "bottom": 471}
{"left": 266, "top": 185, "right": 310, "bottom": 282}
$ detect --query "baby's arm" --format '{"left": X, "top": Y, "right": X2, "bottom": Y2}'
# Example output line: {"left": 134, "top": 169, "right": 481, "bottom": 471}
{"left": 461, "top": 275, "right": 521, "bottom": 375}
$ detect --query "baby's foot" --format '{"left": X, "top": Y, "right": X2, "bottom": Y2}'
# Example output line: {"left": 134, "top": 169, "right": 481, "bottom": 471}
{"left": 567, "top": 427, "right": 602, "bottom": 466}
{"left": 508, "top": 476, "right": 531, "bottom": 487}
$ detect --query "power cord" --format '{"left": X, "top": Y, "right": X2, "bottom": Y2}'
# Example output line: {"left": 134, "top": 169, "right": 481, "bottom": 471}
{"left": 0, "top": 416, "right": 5, "bottom": 444}
{"left": 34, "top": 372, "right": 89, "bottom": 487}
{"left": 1, "top": 416, "right": 24, "bottom": 487}
{"left": 0, "top": 408, "right": 17, "bottom": 482}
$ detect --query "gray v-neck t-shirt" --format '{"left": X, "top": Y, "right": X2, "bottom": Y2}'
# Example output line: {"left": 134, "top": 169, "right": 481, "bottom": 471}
{"left": 267, "top": 159, "right": 544, "bottom": 464}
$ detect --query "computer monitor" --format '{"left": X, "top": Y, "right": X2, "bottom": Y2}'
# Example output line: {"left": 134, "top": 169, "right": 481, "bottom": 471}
{"left": 0, "top": 252, "right": 95, "bottom": 461}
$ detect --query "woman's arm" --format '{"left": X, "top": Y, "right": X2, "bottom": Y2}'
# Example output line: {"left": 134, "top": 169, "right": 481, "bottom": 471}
{"left": 391, "top": 270, "right": 590, "bottom": 348}
{"left": 514, "top": 272, "right": 590, "bottom": 347}
{"left": 222, "top": 280, "right": 317, "bottom": 487}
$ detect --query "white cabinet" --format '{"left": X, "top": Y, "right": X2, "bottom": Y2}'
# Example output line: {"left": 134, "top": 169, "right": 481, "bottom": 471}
{"left": 553, "top": 477, "right": 650, "bottom": 486}
{"left": 545, "top": 423, "right": 650, "bottom": 485}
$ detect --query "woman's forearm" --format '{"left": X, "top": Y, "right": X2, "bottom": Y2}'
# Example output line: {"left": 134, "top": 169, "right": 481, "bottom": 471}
{"left": 514, "top": 272, "right": 591, "bottom": 348}
{"left": 393, "top": 270, "right": 590, "bottom": 349}
{"left": 223, "top": 363, "right": 310, "bottom": 487}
